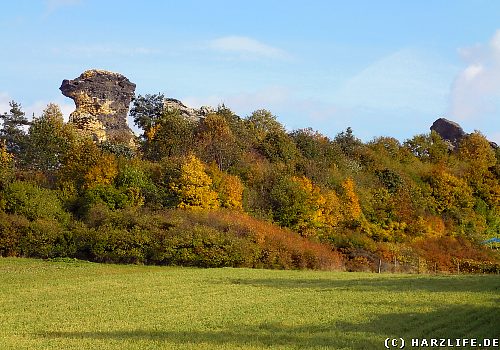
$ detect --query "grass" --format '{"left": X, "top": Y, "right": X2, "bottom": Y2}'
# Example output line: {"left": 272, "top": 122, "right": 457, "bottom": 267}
{"left": 0, "top": 258, "right": 498, "bottom": 350}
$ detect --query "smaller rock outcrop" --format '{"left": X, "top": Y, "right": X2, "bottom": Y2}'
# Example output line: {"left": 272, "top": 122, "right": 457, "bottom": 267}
{"left": 430, "top": 118, "right": 466, "bottom": 146}
{"left": 60, "top": 69, "right": 136, "bottom": 144}
{"left": 164, "top": 98, "right": 215, "bottom": 121}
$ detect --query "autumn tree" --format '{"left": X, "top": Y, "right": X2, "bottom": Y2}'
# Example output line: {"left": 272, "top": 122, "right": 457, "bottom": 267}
{"left": 170, "top": 154, "right": 219, "bottom": 209}
{"left": 208, "top": 164, "right": 244, "bottom": 209}
{"left": 340, "top": 177, "right": 362, "bottom": 225}
{"left": 58, "top": 138, "right": 118, "bottom": 192}
{"left": 425, "top": 169, "right": 474, "bottom": 215}
{"left": 196, "top": 113, "right": 239, "bottom": 171}
{"left": 0, "top": 140, "right": 14, "bottom": 189}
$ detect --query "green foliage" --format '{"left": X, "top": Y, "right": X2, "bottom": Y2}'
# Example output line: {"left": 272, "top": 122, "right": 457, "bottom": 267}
{"left": 0, "top": 101, "right": 29, "bottom": 156}
{"left": 23, "top": 103, "right": 75, "bottom": 172}
{"left": 196, "top": 113, "right": 240, "bottom": 171}
{"left": 334, "top": 127, "right": 363, "bottom": 158}
{"left": 246, "top": 109, "right": 285, "bottom": 142}
{"left": 2, "top": 181, "right": 68, "bottom": 221}
{"left": 403, "top": 131, "right": 449, "bottom": 163}
{"left": 0, "top": 94, "right": 498, "bottom": 272}
{"left": 259, "top": 131, "right": 299, "bottom": 166}
{"left": 130, "top": 93, "right": 165, "bottom": 133}
{"left": 144, "top": 109, "right": 195, "bottom": 160}
{"left": 78, "top": 185, "right": 134, "bottom": 215}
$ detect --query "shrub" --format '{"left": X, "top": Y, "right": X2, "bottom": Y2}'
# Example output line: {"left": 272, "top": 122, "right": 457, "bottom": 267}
{"left": 2, "top": 181, "right": 69, "bottom": 221}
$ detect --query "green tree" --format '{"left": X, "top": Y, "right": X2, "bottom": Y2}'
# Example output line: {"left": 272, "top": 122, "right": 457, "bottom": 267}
{"left": 246, "top": 109, "right": 285, "bottom": 143}
{"left": 24, "top": 104, "right": 75, "bottom": 172}
{"left": 0, "top": 101, "right": 29, "bottom": 156}
{"left": 130, "top": 93, "right": 165, "bottom": 135}
{"left": 403, "top": 131, "right": 449, "bottom": 163}
{"left": 144, "top": 109, "right": 195, "bottom": 160}
{"left": 259, "top": 131, "right": 299, "bottom": 166}
{"left": 334, "top": 127, "right": 362, "bottom": 158}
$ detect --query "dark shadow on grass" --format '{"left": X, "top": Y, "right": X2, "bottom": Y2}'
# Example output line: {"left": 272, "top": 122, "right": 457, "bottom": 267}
{"left": 228, "top": 275, "right": 500, "bottom": 293}
{"left": 41, "top": 305, "right": 499, "bottom": 349}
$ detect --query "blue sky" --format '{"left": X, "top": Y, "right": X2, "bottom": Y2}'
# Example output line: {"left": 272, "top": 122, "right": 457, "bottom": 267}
{"left": 1, "top": 0, "right": 500, "bottom": 143}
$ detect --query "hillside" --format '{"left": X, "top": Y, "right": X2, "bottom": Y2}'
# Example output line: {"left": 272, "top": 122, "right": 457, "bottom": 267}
{"left": 0, "top": 70, "right": 499, "bottom": 272}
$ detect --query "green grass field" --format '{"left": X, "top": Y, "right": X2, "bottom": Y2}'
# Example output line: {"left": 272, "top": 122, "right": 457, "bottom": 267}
{"left": 0, "top": 258, "right": 498, "bottom": 350}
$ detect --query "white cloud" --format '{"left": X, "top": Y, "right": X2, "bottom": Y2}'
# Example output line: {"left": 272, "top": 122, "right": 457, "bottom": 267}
{"left": 208, "top": 36, "right": 291, "bottom": 60}
{"left": 335, "top": 48, "right": 454, "bottom": 114}
{"left": 448, "top": 30, "right": 500, "bottom": 120}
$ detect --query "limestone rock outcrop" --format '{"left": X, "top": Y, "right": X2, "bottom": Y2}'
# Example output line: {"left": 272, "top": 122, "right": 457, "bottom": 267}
{"left": 430, "top": 118, "right": 466, "bottom": 146}
{"left": 60, "top": 69, "right": 136, "bottom": 144}
{"left": 164, "top": 98, "right": 215, "bottom": 121}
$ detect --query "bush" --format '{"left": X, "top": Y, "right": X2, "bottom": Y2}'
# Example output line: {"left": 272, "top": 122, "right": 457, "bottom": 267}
{"left": 2, "top": 181, "right": 69, "bottom": 222}
{"left": 0, "top": 212, "right": 29, "bottom": 256}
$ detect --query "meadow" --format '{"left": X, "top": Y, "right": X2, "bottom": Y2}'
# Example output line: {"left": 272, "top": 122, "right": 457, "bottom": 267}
{"left": 0, "top": 258, "right": 498, "bottom": 350}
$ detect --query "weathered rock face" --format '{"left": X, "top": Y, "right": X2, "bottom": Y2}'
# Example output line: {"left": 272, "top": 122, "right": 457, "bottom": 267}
{"left": 60, "top": 69, "right": 136, "bottom": 144}
{"left": 430, "top": 118, "right": 466, "bottom": 146}
{"left": 164, "top": 98, "right": 215, "bottom": 121}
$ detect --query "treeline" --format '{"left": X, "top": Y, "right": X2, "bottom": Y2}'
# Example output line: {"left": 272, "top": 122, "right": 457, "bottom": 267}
{"left": 0, "top": 96, "right": 499, "bottom": 272}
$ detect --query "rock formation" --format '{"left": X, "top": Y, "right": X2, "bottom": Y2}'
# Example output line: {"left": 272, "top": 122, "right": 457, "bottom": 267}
{"left": 60, "top": 69, "right": 136, "bottom": 144}
{"left": 430, "top": 117, "right": 498, "bottom": 150}
{"left": 164, "top": 98, "right": 215, "bottom": 121}
{"left": 430, "top": 118, "right": 466, "bottom": 146}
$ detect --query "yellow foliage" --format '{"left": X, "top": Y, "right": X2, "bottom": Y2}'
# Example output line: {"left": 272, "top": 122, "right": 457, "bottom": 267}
{"left": 171, "top": 154, "right": 219, "bottom": 209}
{"left": 0, "top": 141, "right": 13, "bottom": 167}
{"left": 219, "top": 175, "right": 244, "bottom": 209}
{"left": 322, "top": 190, "right": 343, "bottom": 227}
{"left": 428, "top": 170, "right": 474, "bottom": 213}
{"left": 145, "top": 123, "right": 161, "bottom": 141}
{"left": 0, "top": 140, "right": 14, "bottom": 185}
{"left": 291, "top": 176, "right": 342, "bottom": 230}
{"left": 83, "top": 153, "right": 118, "bottom": 188}
{"left": 341, "top": 177, "right": 362, "bottom": 220}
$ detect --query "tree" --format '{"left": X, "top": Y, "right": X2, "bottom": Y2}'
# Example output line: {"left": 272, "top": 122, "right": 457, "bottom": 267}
{"left": 196, "top": 113, "right": 239, "bottom": 171}
{"left": 425, "top": 169, "right": 474, "bottom": 215}
{"left": 403, "top": 131, "right": 449, "bottom": 163}
{"left": 0, "top": 101, "right": 29, "bottom": 156}
{"left": 246, "top": 109, "right": 285, "bottom": 143}
{"left": 334, "top": 127, "right": 362, "bottom": 158}
{"left": 259, "top": 131, "right": 299, "bottom": 166}
{"left": 24, "top": 104, "right": 75, "bottom": 172}
{"left": 170, "top": 154, "right": 219, "bottom": 209}
{"left": 57, "top": 138, "right": 118, "bottom": 192}
{"left": 269, "top": 175, "right": 344, "bottom": 235}
{"left": 130, "top": 93, "right": 165, "bottom": 135}
{"left": 341, "top": 177, "right": 362, "bottom": 224}
{"left": 458, "top": 132, "right": 496, "bottom": 179}
{"left": 0, "top": 140, "right": 14, "bottom": 189}
{"left": 207, "top": 164, "right": 244, "bottom": 209}
{"left": 144, "top": 109, "right": 195, "bottom": 160}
